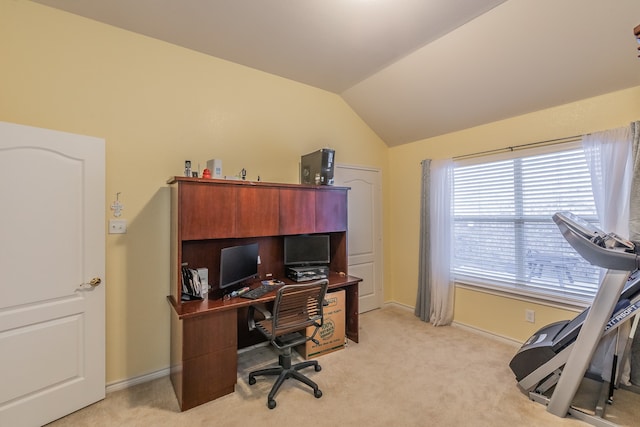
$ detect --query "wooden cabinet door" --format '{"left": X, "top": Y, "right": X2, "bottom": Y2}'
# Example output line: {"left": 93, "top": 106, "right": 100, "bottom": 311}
{"left": 180, "top": 310, "right": 237, "bottom": 410}
{"left": 315, "top": 188, "right": 348, "bottom": 232}
{"left": 236, "top": 187, "right": 279, "bottom": 237}
{"left": 180, "top": 183, "right": 236, "bottom": 240}
{"left": 279, "top": 188, "right": 316, "bottom": 235}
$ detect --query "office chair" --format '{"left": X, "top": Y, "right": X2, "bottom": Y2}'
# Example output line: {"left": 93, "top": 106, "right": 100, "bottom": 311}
{"left": 247, "top": 279, "right": 329, "bottom": 409}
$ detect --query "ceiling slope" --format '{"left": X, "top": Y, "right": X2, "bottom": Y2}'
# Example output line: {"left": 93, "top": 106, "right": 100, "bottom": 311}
{"left": 342, "top": 0, "right": 640, "bottom": 145}
{"left": 31, "top": 0, "right": 640, "bottom": 146}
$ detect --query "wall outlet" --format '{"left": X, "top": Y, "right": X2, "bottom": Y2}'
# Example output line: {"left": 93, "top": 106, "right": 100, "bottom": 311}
{"left": 525, "top": 309, "right": 535, "bottom": 323}
{"left": 109, "top": 219, "right": 127, "bottom": 234}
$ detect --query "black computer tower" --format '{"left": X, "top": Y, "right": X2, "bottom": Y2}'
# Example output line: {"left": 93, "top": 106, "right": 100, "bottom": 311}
{"left": 300, "top": 148, "right": 335, "bottom": 185}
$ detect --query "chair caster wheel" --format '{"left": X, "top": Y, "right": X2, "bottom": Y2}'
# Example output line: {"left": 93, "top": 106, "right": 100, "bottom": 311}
{"left": 314, "top": 389, "right": 323, "bottom": 398}
{"left": 268, "top": 399, "right": 277, "bottom": 409}
{"left": 315, "top": 365, "right": 322, "bottom": 372}
{"left": 248, "top": 376, "right": 256, "bottom": 385}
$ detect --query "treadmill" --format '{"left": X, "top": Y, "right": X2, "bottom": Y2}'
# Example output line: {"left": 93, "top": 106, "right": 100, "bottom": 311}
{"left": 510, "top": 270, "right": 640, "bottom": 384}
{"left": 509, "top": 212, "right": 640, "bottom": 426}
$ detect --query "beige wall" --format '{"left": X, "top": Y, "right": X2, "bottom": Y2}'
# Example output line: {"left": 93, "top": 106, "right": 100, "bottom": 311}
{"left": 3, "top": 0, "right": 640, "bottom": 385}
{"left": 453, "top": 287, "right": 582, "bottom": 343}
{"left": 388, "top": 85, "right": 640, "bottom": 341}
{"left": 0, "top": 1, "right": 389, "bottom": 384}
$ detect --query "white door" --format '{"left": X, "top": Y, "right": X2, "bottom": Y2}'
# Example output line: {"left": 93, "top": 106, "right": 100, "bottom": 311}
{"left": 0, "top": 122, "right": 105, "bottom": 426}
{"left": 334, "top": 165, "right": 383, "bottom": 313}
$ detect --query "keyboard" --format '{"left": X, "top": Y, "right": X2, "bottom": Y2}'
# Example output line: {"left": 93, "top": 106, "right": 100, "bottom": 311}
{"left": 240, "top": 284, "right": 277, "bottom": 300}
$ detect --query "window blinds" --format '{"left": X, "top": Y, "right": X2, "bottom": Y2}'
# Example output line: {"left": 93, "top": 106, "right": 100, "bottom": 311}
{"left": 453, "top": 148, "right": 601, "bottom": 301}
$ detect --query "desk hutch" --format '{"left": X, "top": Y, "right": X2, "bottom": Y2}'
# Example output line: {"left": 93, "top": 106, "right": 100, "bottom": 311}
{"left": 167, "top": 177, "right": 361, "bottom": 411}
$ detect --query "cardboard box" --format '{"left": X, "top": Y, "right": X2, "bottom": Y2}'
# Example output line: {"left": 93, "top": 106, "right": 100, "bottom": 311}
{"left": 297, "top": 289, "right": 345, "bottom": 359}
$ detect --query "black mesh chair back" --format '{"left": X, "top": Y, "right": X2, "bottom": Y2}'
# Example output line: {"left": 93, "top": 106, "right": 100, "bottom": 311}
{"left": 248, "top": 279, "right": 329, "bottom": 408}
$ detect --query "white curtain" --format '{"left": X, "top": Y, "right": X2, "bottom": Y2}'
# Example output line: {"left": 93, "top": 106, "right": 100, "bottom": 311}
{"left": 627, "top": 121, "right": 640, "bottom": 386}
{"left": 429, "top": 160, "right": 454, "bottom": 325}
{"left": 582, "top": 125, "right": 633, "bottom": 384}
{"left": 415, "top": 159, "right": 454, "bottom": 326}
{"left": 582, "top": 126, "right": 633, "bottom": 237}
{"left": 629, "top": 121, "right": 640, "bottom": 241}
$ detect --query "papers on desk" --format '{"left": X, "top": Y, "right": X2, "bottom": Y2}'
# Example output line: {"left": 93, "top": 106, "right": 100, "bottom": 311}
{"left": 181, "top": 265, "right": 205, "bottom": 300}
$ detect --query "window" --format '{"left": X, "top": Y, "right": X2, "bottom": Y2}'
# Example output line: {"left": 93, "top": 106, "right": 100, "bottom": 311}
{"left": 453, "top": 144, "right": 602, "bottom": 302}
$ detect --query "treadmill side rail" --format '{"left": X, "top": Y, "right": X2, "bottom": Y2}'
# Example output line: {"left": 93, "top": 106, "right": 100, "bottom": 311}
{"left": 547, "top": 269, "right": 630, "bottom": 418}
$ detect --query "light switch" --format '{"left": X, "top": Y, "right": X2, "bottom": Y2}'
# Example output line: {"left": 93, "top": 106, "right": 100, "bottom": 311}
{"left": 109, "top": 219, "right": 127, "bottom": 234}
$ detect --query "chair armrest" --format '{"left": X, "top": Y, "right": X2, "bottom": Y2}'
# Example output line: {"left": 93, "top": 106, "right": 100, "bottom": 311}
{"left": 247, "top": 303, "right": 272, "bottom": 331}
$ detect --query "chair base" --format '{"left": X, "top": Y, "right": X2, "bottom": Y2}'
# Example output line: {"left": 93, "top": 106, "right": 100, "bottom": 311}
{"left": 248, "top": 353, "right": 323, "bottom": 409}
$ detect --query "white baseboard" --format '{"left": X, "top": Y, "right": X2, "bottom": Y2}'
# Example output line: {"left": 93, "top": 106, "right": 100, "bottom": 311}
{"left": 106, "top": 367, "right": 170, "bottom": 394}
{"left": 383, "top": 301, "right": 414, "bottom": 312}
{"left": 383, "top": 301, "right": 522, "bottom": 348}
{"left": 104, "top": 303, "right": 522, "bottom": 394}
{"left": 105, "top": 340, "right": 271, "bottom": 394}
{"left": 451, "top": 321, "right": 522, "bottom": 348}
{"left": 103, "top": 303, "right": 411, "bottom": 393}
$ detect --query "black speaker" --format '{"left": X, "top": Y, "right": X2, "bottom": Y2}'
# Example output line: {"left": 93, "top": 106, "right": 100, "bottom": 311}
{"left": 300, "top": 148, "right": 335, "bottom": 185}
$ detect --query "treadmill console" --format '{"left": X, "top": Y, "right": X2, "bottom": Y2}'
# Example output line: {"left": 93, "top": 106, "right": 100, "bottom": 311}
{"left": 553, "top": 212, "right": 639, "bottom": 271}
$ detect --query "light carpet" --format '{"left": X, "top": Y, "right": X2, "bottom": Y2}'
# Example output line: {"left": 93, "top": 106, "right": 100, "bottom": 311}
{"left": 48, "top": 305, "right": 639, "bottom": 426}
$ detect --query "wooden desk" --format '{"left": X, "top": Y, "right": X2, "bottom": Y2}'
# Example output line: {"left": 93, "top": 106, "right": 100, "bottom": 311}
{"left": 167, "top": 178, "right": 358, "bottom": 410}
{"left": 168, "top": 273, "right": 361, "bottom": 411}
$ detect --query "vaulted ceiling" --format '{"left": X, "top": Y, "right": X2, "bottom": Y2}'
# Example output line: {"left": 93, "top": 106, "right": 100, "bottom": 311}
{"left": 33, "top": 0, "right": 640, "bottom": 146}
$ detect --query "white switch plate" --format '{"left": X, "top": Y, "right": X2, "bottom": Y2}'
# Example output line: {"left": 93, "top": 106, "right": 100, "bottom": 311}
{"left": 109, "top": 219, "right": 127, "bottom": 234}
{"left": 525, "top": 309, "right": 535, "bottom": 323}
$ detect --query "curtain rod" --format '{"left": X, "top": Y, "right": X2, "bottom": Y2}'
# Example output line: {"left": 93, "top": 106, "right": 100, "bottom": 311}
{"left": 452, "top": 134, "right": 583, "bottom": 161}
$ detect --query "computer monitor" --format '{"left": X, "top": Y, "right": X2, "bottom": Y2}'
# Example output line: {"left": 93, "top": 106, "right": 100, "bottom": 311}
{"left": 284, "top": 234, "right": 330, "bottom": 266}
{"left": 219, "top": 243, "right": 259, "bottom": 289}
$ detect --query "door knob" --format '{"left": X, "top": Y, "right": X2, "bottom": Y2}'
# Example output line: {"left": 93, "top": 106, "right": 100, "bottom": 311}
{"left": 77, "top": 277, "right": 102, "bottom": 291}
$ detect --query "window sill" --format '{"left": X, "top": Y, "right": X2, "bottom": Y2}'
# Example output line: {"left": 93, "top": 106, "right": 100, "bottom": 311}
{"left": 454, "top": 279, "right": 589, "bottom": 312}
